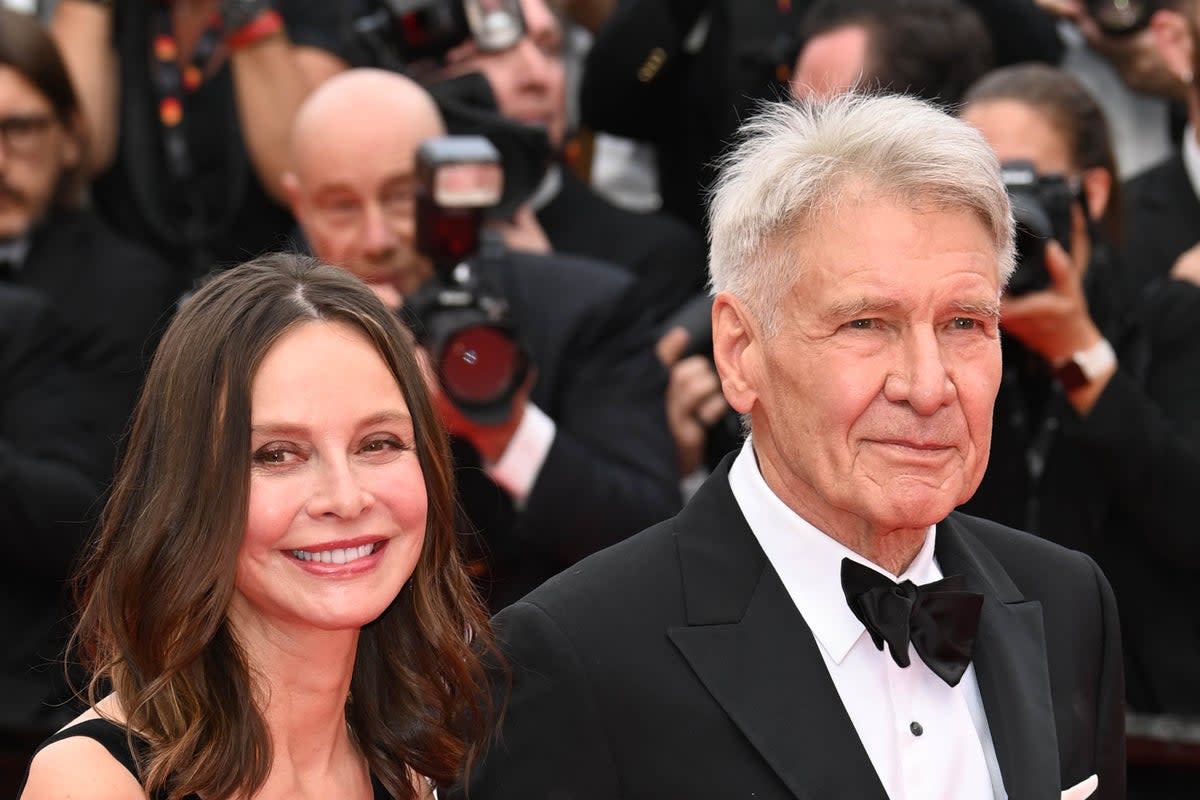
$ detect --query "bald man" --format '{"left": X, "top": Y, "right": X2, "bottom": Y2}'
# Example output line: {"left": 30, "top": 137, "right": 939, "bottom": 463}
{"left": 283, "top": 69, "right": 679, "bottom": 610}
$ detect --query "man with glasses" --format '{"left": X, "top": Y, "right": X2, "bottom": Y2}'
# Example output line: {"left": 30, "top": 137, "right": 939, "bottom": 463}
{"left": 0, "top": 8, "right": 175, "bottom": 776}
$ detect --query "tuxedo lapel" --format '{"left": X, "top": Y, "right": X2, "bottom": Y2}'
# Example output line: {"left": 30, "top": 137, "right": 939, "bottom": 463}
{"left": 937, "top": 514, "right": 1060, "bottom": 800}
{"left": 666, "top": 459, "right": 887, "bottom": 800}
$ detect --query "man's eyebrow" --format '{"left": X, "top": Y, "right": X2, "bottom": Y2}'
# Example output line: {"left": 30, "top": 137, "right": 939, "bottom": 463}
{"left": 952, "top": 299, "right": 1002, "bottom": 319}
{"left": 825, "top": 297, "right": 901, "bottom": 319}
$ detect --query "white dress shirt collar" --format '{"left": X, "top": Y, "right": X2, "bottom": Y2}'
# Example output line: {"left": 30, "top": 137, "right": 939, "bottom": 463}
{"left": 727, "top": 437, "right": 939, "bottom": 665}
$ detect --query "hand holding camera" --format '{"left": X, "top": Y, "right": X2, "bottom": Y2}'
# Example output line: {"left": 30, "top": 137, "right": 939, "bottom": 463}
{"left": 1001, "top": 238, "right": 1102, "bottom": 366}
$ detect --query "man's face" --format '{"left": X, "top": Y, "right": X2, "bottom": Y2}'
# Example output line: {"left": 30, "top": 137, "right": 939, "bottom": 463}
{"left": 0, "top": 66, "right": 78, "bottom": 240}
{"left": 288, "top": 109, "right": 440, "bottom": 304}
{"left": 790, "top": 25, "right": 870, "bottom": 100}
{"left": 723, "top": 192, "right": 1002, "bottom": 539}
{"left": 443, "top": 0, "right": 567, "bottom": 149}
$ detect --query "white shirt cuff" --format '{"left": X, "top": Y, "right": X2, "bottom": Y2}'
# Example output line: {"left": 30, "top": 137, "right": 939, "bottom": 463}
{"left": 485, "top": 402, "right": 556, "bottom": 507}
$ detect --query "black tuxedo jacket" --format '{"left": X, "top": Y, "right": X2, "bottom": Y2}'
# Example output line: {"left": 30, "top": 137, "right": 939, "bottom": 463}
{"left": 1121, "top": 151, "right": 1200, "bottom": 287}
{"left": 452, "top": 250, "right": 679, "bottom": 610}
{"left": 460, "top": 456, "right": 1125, "bottom": 799}
{"left": 536, "top": 170, "right": 707, "bottom": 323}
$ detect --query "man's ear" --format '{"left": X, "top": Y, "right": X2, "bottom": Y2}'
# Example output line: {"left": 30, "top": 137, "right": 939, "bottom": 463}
{"left": 281, "top": 171, "right": 302, "bottom": 215}
{"left": 60, "top": 111, "right": 83, "bottom": 170}
{"left": 1150, "top": 8, "right": 1195, "bottom": 84}
{"left": 711, "top": 291, "right": 761, "bottom": 415}
{"left": 1080, "top": 166, "right": 1112, "bottom": 222}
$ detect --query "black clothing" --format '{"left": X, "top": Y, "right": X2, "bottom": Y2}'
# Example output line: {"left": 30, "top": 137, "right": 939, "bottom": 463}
{"left": 16, "top": 718, "right": 395, "bottom": 798}
{"left": 580, "top": 0, "right": 1060, "bottom": 234}
{"left": 451, "top": 250, "right": 680, "bottom": 610}
{"left": 536, "top": 169, "right": 707, "bottom": 322}
{"left": 457, "top": 455, "right": 1125, "bottom": 799}
{"left": 1121, "top": 150, "right": 1200, "bottom": 288}
{"left": 1, "top": 286, "right": 98, "bottom": 747}
{"left": 95, "top": 1, "right": 343, "bottom": 291}
{"left": 6, "top": 209, "right": 175, "bottom": 484}
{"left": 961, "top": 250, "right": 1200, "bottom": 716}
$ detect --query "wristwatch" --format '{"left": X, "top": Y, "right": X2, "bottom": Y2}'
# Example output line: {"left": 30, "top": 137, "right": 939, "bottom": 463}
{"left": 1054, "top": 338, "right": 1117, "bottom": 391}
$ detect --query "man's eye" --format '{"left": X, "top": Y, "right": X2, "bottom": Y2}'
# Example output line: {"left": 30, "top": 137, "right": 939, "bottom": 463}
{"left": 846, "top": 319, "right": 877, "bottom": 330}
{"left": 951, "top": 317, "right": 979, "bottom": 330}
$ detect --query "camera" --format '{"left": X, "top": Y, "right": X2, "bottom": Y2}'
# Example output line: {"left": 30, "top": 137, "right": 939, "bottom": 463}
{"left": 1001, "top": 161, "right": 1077, "bottom": 296}
{"left": 1086, "top": 0, "right": 1157, "bottom": 37}
{"left": 354, "top": 0, "right": 525, "bottom": 72}
{"left": 401, "top": 136, "right": 530, "bottom": 425}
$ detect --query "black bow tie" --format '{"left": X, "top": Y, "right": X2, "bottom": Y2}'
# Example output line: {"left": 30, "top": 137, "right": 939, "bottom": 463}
{"left": 841, "top": 558, "right": 983, "bottom": 687}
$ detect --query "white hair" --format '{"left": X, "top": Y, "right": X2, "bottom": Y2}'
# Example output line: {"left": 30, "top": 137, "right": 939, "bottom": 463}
{"left": 707, "top": 92, "right": 1015, "bottom": 333}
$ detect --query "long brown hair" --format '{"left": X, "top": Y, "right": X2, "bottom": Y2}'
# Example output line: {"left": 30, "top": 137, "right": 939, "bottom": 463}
{"left": 72, "top": 253, "right": 497, "bottom": 799}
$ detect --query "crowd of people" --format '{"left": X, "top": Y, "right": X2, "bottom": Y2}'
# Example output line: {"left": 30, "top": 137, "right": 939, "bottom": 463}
{"left": 3, "top": 0, "right": 1200, "bottom": 798}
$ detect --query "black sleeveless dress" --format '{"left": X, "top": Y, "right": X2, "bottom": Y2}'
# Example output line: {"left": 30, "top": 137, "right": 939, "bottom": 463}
{"left": 16, "top": 718, "right": 395, "bottom": 798}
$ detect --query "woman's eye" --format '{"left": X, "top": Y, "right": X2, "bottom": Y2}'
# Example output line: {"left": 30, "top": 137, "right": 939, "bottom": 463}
{"left": 253, "top": 446, "right": 295, "bottom": 465}
{"left": 361, "top": 437, "right": 407, "bottom": 454}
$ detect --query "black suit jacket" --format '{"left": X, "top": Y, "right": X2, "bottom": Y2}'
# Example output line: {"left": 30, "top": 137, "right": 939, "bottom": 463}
{"left": 536, "top": 170, "right": 707, "bottom": 323}
{"left": 1121, "top": 151, "right": 1200, "bottom": 287}
{"left": 1, "top": 286, "right": 99, "bottom": 734}
{"left": 11, "top": 209, "right": 176, "bottom": 484}
{"left": 452, "top": 250, "right": 679, "bottom": 610}
{"left": 461, "top": 455, "right": 1125, "bottom": 799}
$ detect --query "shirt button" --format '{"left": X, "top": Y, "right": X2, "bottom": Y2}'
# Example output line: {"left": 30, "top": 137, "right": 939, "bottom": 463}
{"left": 910, "top": 721, "right": 924, "bottom": 736}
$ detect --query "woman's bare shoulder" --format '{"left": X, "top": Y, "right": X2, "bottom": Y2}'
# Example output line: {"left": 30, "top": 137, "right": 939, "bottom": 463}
{"left": 19, "top": 700, "right": 144, "bottom": 800}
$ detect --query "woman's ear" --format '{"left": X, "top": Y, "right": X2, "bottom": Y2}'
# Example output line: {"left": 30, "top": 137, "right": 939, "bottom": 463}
{"left": 1080, "top": 166, "right": 1112, "bottom": 222}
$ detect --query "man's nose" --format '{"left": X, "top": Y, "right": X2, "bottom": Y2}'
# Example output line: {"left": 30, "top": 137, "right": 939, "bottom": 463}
{"left": 362, "top": 202, "right": 398, "bottom": 256}
{"left": 307, "top": 456, "right": 372, "bottom": 520}
{"left": 884, "top": 327, "right": 956, "bottom": 415}
{"left": 513, "top": 38, "right": 554, "bottom": 86}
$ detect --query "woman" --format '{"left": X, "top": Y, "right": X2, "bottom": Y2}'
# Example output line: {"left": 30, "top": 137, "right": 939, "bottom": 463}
{"left": 18, "top": 253, "right": 497, "bottom": 799}
{"left": 958, "top": 64, "right": 1200, "bottom": 799}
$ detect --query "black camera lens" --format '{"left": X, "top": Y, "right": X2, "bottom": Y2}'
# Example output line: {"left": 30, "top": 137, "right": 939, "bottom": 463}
{"left": 1087, "top": 0, "right": 1156, "bottom": 36}
{"left": 1001, "top": 161, "right": 1076, "bottom": 296}
{"left": 440, "top": 324, "right": 523, "bottom": 406}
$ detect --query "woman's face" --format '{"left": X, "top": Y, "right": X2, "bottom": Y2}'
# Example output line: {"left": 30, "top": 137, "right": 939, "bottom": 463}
{"left": 961, "top": 98, "right": 1103, "bottom": 261}
{"left": 959, "top": 99, "right": 1075, "bottom": 176}
{"left": 230, "top": 320, "right": 428, "bottom": 638}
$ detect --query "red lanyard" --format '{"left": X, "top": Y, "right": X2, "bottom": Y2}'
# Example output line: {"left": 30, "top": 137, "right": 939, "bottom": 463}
{"left": 151, "top": 4, "right": 222, "bottom": 180}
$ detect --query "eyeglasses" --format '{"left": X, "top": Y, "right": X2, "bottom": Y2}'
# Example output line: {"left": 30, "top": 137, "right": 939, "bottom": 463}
{"left": 0, "top": 113, "right": 56, "bottom": 156}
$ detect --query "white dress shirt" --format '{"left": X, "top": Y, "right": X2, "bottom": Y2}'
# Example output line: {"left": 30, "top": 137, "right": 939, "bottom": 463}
{"left": 728, "top": 439, "right": 1006, "bottom": 800}
{"left": 1182, "top": 124, "right": 1200, "bottom": 203}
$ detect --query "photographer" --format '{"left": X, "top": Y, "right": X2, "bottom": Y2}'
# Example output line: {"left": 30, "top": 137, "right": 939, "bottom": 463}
{"left": 350, "top": 0, "right": 707, "bottom": 323}
{"left": 958, "top": 63, "right": 1200, "bottom": 799}
{"left": 283, "top": 68, "right": 678, "bottom": 610}
{"left": 50, "top": 0, "right": 348, "bottom": 292}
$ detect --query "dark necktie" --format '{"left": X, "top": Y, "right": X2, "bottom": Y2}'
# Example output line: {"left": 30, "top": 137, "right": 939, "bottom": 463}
{"left": 840, "top": 557, "right": 983, "bottom": 687}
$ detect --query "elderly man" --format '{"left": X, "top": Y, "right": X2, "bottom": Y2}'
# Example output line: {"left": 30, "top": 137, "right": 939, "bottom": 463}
{"left": 283, "top": 69, "right": 678, "bottom": 610}
{"left": 458, "top": 94, "right": 1124, "bottom": 799}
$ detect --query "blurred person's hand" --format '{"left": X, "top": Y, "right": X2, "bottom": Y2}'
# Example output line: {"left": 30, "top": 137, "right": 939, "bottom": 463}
{"left": 1002, "top": 238, "right": 1102, "bottom": 365}
{"left": 488, "top": 206, "right": 553, "bottom": 254}
{"left": 656, "top": 326, "right": 728, "bottom": 476}
{"left": 1170, "top": 241, "right": 1200, "bottom": 287}
{"left": 1036, "top": 0, "right": 1186, "bottom": 98}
